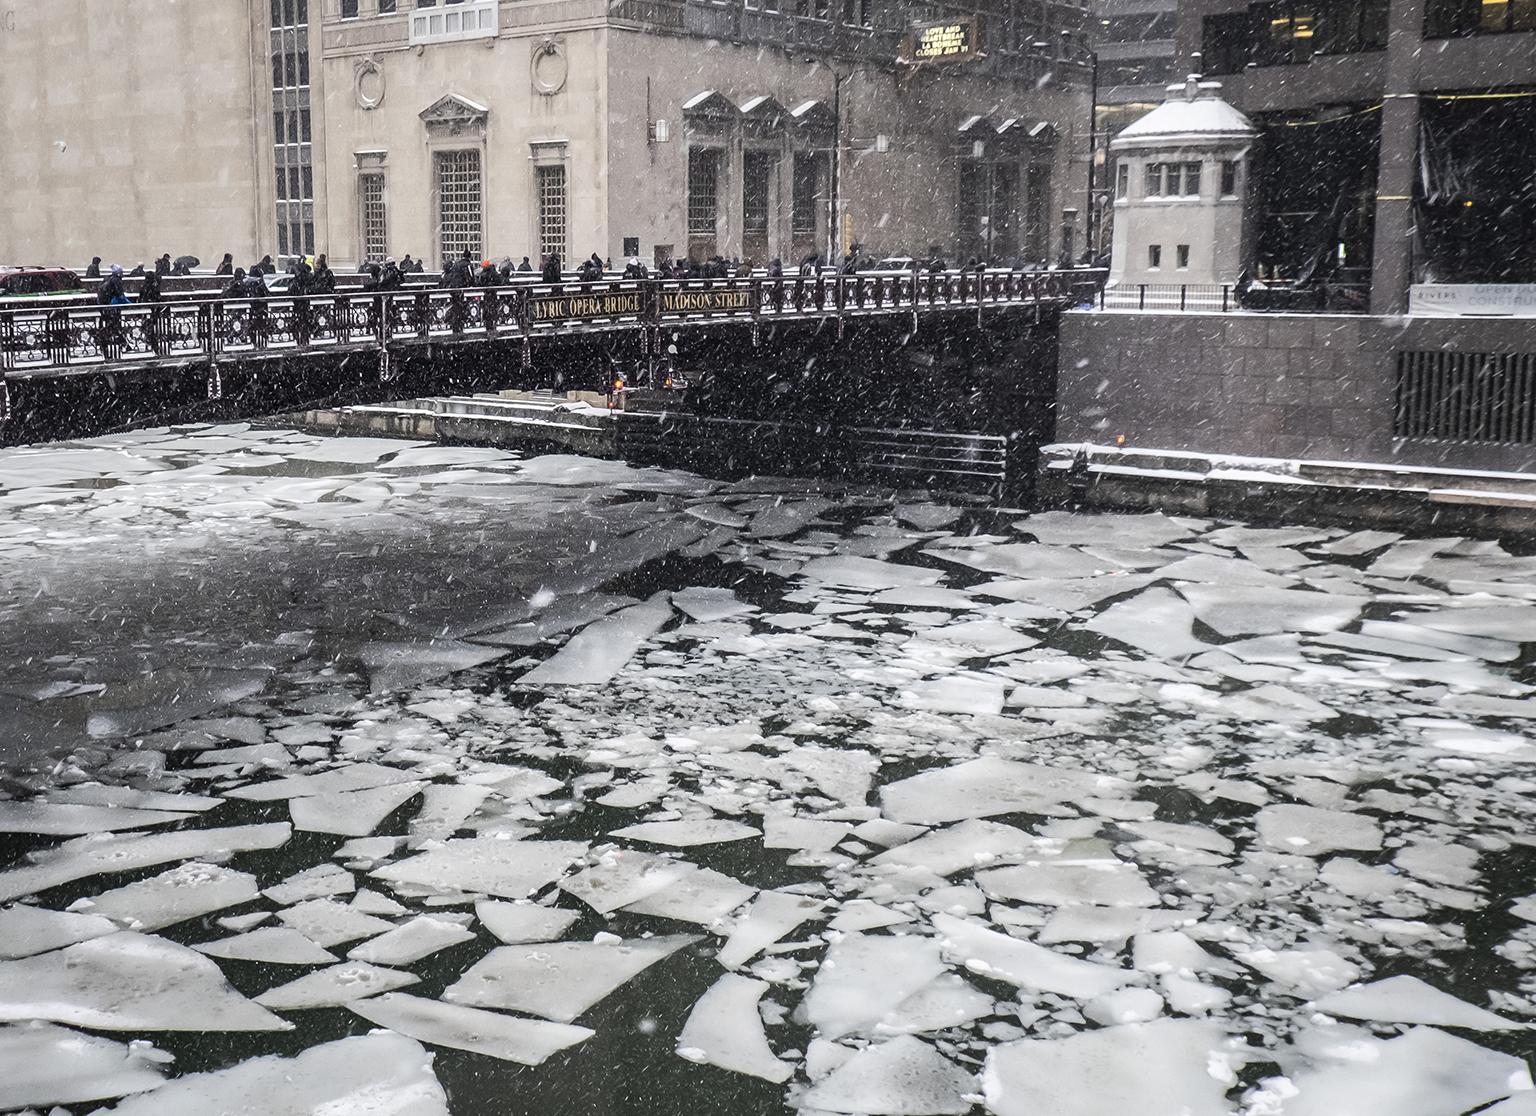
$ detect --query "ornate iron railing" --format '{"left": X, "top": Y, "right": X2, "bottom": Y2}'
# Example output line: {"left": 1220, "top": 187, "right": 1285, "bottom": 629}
{"left": 0, "top": 271, "right": 1104, "bottom": 377}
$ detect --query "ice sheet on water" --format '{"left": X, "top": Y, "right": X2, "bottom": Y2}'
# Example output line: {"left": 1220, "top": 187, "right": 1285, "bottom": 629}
{"left": 622, "top": 864, "right": 756, "bottom": 926}
{"left": 44, "top": 785, "right": 222, "bottom": 813}
{"left": 560, "top": 848, "right": 694, "bottom": 913}
{"left": 290, "top": 780, "right": 425, "bottom": 837}
{"left": 0, "top": 931, "right": 287, "bottom": 1031}
{"left": 469, "top": 593, "right": 640, "bottom": 647}
{"left": 972, "top": 574, "right": 1158, "bottom": 613}
{"left": 352, "top": 992, "right": 594, "bottom": 1067}
{"left": 611, "top": 818, "right": 760, "bottom": 846}
{"left": 373, "top": 838, "right": 587, "bottom": 901}
{"left": 877, "top": 972, "right": 994, "bottom": 1035}
{"left": 802, "top": 1034, "right": 975, "bottom": 1115}
{"left": 192, "top": 927, "right": 338, "bottom": 965}
{"left": 781, "top": 745, "right": 880, "bottom": 805}
{"left": 801, "top": 933, "right": 948, "bottom": 1040}
{"left": 671, "top": 586, "right": 757, "bottom": 622}
{"left": 474, "top": 900, "right": 579, "bottom": 944}
{"left": 1401, "top": 605, "right": 1536, "bottom": 644}
{"left": 1177, "top": 585, "right": 1369, "bottom": 636}
{"left": 445, "top": 934, "right": 699, "bottom": 1023}
{"left": 880, "top": 756, "right": 1129, "bottom": 826}
{"left": 869, "top": 819, "right": 1041, "bottom": 877}
{"left": 0, "top": 1022, "right": 169, "bottom": 1110}
{"left": 931, "top": 913, "right": 1134, "bottom": 999}
{"left": 0, "top": 822, "right": 291, "bottom": 903}
{"left": 1235, "top": 947, "right": 1360, "bottom": 997}
{"left": 1256, "top": 805, "right": 1381, "bottom": 856}
{"left": 1272, "top": 1025, "right": 1532, "bottom": 1116}
{"left": 1014, "top": 511, "right": 1195, "bottom": 548}
{"left": 276, "top": 898, "right": 396, "bottom": 948}
{"left": 358, "top": 639, "right": 508, "bottom": 693}
{"left": 225, "top": 761, "right": 421, "bottom": 801}
{"left": 82, "top": 863, "right": 258, "bottom": 931}
{"left": 93, "top": 1031, "right": 448, "bottom": 1116}
{"left": 1036, "top": 907, "right": 1201, "bottom": 946}
{"left": 797, "top": 555, "right": 944, "bottom": 590}
{"left": 976, "top": 861, "right": 1158, "bottom": 907}
{"left": 896, "top": 677, "right": 1007, "bottom": 716}
{"left": 253, "top": 960, "right": 419, "bottom": 1009}
{"left": 517, "top": 594, "right": 674, "bottom": 685}
{"left": 1081, "top": 587, "right": 1211, "bottom": 659}
{"left": 762, "top": 814, "right": 855, "bottom": 852}
{"left": 983, "top": 1019, "right": 1234, "bottom": 1116}
{"left": 676, "top": 973, "right": 792, "bottom": 1083}
{"left": 262, "top": 862, "right": 356, "bottom": 905}
{"left": 1313, "top": 975, "right": 1524, "bottom": 1031}
{"left": 0, "top": 904, "right": 118, "bottom": 959}
{"left": 0, "top": 802, "right": 195, "bottom": 835}
{"left": 347, "top": 915, "right": 477, "bottom": 966}
{"left": 717, "top": 890, "right": 826, "bottom": 969}
{"left": 930, "top": 543, "right": 1131, "bottom": 581}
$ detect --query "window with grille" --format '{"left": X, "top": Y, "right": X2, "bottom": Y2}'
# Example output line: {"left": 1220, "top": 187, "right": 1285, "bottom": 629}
{"left": 688, "top": 149, "right": 720, "bottom": 237}
{"left": 435, "top": 148, "right": 483, "bottom": 265}
{"left": 360, "top": 173, "right": 387, "bottom": 262}
{"left": 268, "top": 1, "right": 313, "bottom": 262}
{"left": 537, "top": 164, "right": 567, "bottom": 261}
{"left": 743, "top": 151, "right": 773, "bottom": 233}
{"left": 792, "top": 153, "right": 822, "bottom": 234}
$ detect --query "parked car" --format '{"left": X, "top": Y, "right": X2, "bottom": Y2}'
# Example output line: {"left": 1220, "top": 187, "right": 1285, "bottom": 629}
{"left": 0, "top": 266, "right": 84, "bottom": 297}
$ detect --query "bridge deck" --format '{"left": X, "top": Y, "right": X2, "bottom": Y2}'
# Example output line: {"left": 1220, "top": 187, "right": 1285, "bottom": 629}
{"left": 0, "top": 272, "right": 1096, "bottom": 384}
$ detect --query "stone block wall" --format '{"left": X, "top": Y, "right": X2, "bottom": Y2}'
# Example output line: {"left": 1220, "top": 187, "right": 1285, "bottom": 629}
{"left": 1056, "top": 311, "right": 1536, "bottom": 472}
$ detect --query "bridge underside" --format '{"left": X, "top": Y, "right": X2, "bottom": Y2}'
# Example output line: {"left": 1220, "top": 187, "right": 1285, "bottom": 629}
{"left": 3, "top": 311, "right": 1061, "bottom": 485}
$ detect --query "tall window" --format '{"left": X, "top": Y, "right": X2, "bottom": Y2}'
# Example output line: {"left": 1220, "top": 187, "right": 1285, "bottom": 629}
{"left": 688, "top": 149, "right": 720, "bottom": 236}
{"left": 270, "top": 0, "right": 314, "bottom": 261}
{"left": 1220, "top": 160, "right": 1239, "bottom": 197}
{"left": 537, "top": 164, "right": 567, "bottom": 261}
{"left": 792, "top": 153, "right": 823, "bottom": 234}
{"left": 435, "top": 148, "right": 482, "bottom": 265}
{"left": 743, "top": 152, "right": 772, "bottom": 234}
{"left": 360, "top": 173, "right": 387, "bottom": 262}
{"left": 1115, "top": 162, "right": 1129, "bottom": 199}
{"left": 340, "top": 0, "right": 358, "bottom": 16}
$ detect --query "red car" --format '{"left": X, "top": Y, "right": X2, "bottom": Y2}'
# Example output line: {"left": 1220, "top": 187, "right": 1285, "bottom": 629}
{"left": 0, "top": 267, "right": 84, "bottom": 297}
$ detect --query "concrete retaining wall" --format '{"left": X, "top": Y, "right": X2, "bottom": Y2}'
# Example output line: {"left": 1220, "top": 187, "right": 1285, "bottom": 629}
{"left": 1056, "top": 311, "right": 1536, "bottom": 473}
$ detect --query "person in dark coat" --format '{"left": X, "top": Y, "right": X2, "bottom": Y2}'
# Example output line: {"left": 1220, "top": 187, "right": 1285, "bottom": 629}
{"left": 215, "top": 253, "right": 234, "bottom": 276}
{"left": 541, "top": 254, "right": 562, "bottom": 283}
{"left": 138, "top": 271, "right": 163, "bottom": 302}
{"left": 312, "top": 254, "right": 335, "bottom": 293}
{"left": 517, "top": 256, "right": 532, "bottom": 273}
{"left": 622, "top": 257, "right": 647, "bottom": 279}
{"left": 172, "top": 255, "right": 199, "bottom": 276}
{"left": 96, "top": 264, "right": 127, "bottom": 305}
{"left": 85, "top": 257, "right": 102, "bottom": 278}
{"left": 222, "top": 268, "right": 248, "bottom": 298}
{"left": 289, "top": 257, "right": 314, "bottom": 296}
{"left": 798, "top": 254, "right": 818, "bottom": 276}
{"left": 768, "top": 257, "right": 784, "bottom": 278}
{"left": 128, "top": 263, "right": 145, "bottom": 277}
{"left": 378, "top": 258, "right": 404, "bottom": 291}
{"left": 249, "top": 254, "right": 274, "bottom": 277}
{"left": 400, "top": 254, "right": 417, "bottom": 274}
{"left": 360, "top": 264, "right": 382, "bottom": 292}
{"left": 154, "top": 254, "right": 172, "bottom": 276}
{"left": 477, "top": 259, "right": 498, "bottom": 286}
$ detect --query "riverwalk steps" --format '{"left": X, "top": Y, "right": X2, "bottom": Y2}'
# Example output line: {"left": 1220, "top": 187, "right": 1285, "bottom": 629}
{"left": 1041, "top": 442, "right": 1536, "bottom": 537}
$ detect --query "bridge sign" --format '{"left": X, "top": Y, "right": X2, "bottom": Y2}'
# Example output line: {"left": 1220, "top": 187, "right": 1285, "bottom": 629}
{"left": 529, "top": 290, "right": 644, "bottom": 324}
{"left": 657, "top": 288, "right": 754, "bottom": 315}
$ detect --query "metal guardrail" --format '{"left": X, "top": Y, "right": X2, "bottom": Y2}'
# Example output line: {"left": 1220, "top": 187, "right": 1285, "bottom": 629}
{"left": 0, "top": 271, "right": 1105, "bottom": 379}
{"left": 1095, "top": 280, "right": 1372, "bottom": 314}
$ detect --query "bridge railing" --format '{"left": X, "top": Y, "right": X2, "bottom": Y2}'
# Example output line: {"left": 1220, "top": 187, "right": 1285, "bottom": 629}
{"left": 0, "top": 270, "right": 1107, "bottom": 375}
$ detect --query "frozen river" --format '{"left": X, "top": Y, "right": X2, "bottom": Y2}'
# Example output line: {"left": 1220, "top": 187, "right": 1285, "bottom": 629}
{"left": 2, "top": 423, "right": 1536, "bottom": 1116}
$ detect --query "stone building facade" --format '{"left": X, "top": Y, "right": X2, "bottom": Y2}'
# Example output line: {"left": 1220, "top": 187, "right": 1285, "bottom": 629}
{"left": 0, "top": 0, "right": 1093, "bottom": 273}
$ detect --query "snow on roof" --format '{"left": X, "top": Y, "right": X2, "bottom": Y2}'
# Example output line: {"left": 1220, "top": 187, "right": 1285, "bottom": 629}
{"left": 1111, "top": 76, "right": 1255, "bottom": 149}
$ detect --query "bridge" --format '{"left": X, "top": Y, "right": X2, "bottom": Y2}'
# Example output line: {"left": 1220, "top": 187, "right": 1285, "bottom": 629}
{"left": 0, "top": 271, "right": 1098, "bottom": 498}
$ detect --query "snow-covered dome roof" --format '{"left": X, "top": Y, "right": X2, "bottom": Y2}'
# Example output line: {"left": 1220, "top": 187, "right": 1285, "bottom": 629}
{"left": 1110, "top": 76, "right": 1255, "bottom": 150}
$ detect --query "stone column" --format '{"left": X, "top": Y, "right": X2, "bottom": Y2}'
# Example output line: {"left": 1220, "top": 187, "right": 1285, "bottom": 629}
{"left": 1367, "top": 0, "right": 1424, "bottom": 314}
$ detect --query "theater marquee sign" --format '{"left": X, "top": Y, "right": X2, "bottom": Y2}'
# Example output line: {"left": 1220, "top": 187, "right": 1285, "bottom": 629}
{"left": 901, "top": 18, "right": 979, "bottom": 64}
